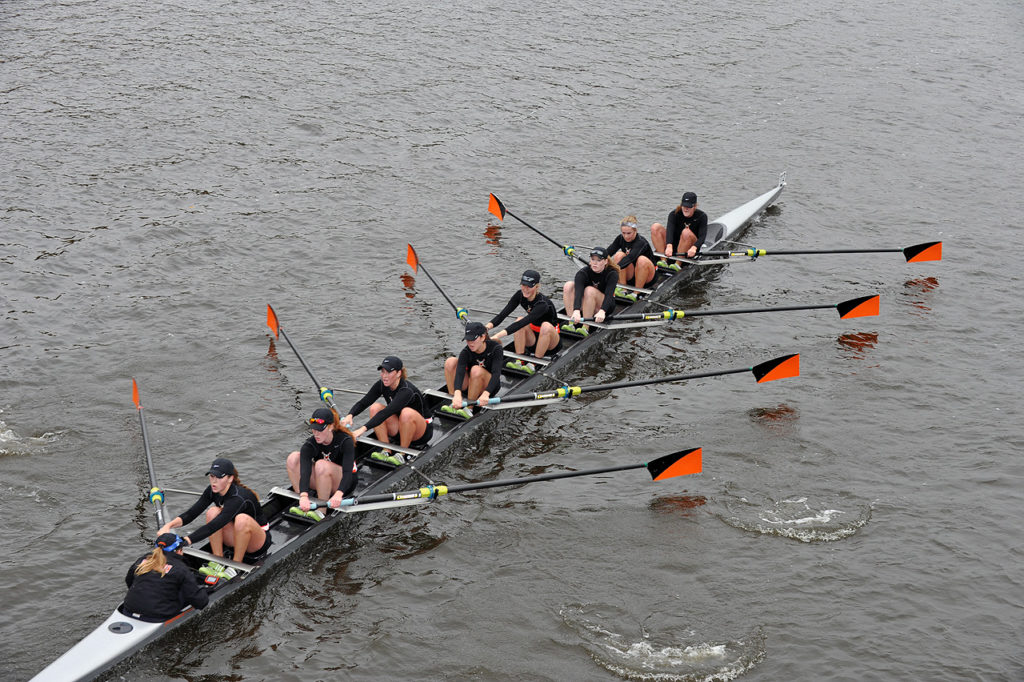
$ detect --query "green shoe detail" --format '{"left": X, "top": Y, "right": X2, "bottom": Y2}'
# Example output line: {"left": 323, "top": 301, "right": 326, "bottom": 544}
{"left": 505, "top": 360, "right": 525, "bottom": 371}
{"left": 576, "top": 326, "right": 589, "bottom": 337}
{"left": 369, "top": 450, "right": 391, "bottom": 462}
{"left": 288, "top": 506, "right": 324, "bottom": 522}
{"left": 560, "top": 323, "right": 577, "bottom": 333}
{"left": 656, "top": 260, "right": 669, "bottom": 268}
{"left": 199, "top": 561, "right": 236, "bottom": 579}
{"left": 668, "top": 262, "right": 682, "bottom": 272}
{"left": 382, "top": 454, "right": 405, "bottom": 466}
{"left": 520, "top": 362, "right": 536, "bottom": 375}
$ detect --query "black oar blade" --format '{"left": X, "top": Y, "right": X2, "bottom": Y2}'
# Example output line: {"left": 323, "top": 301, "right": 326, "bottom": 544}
{"left": 406, "top": 243, "right": 420, "bottom": 272}
{"left": 752, "top": 354, "right": 800, "bottom": 383}
{"left": 837, "top": 295, "right": 880, "bottom": 319}
{"left": 646, "top": 448, "right": 702, "bottom": 481}
{"left": 266, "top": 304, "right": 280, "bottom": 338}
{"left": 488, "top": 193, "right": 506, "bottom": 221}
{"left": 903, "top": 241, "right": 942, "bottom": 262}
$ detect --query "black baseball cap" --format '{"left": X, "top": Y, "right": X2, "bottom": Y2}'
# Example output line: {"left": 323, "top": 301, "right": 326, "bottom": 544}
{"left": 521, "top": 269, "right": 540, "bottom": 286}
{"left": 377, "top": 356, "right": 403, "bottom": 372}
{"left": 155, "top": 533, "right": 183, "bottom": 552}
{"left": 309, "top": 407, "right": 334, "bottom": 431}
{"left": 590, "top": 246, "right": 608, "bottom": 259}
{"left": 206, "top": 457, "right": 234, "bottom": 478}
{"left": 463, "top": 321, "right": 487, "bottom": 340}
{"left": 681, "top": 192, "right": 697, "bottom": 207}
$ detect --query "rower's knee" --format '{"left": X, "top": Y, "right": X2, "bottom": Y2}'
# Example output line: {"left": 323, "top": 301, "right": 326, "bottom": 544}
{"left": 286, "top": 451, "right": 301, "bottom": 471}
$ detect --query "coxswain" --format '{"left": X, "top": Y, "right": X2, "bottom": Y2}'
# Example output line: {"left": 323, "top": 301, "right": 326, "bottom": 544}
{"left": 341, "top": 356, "right": 432, "bottom": 466}
{"left": 606, "top": 215, "right": 656, "bottom": 300}
{"left": 442, "top": 321, "right": 504, "bottom": 418}
{"left": 286, "top": 407, "right": 359, "bottom": 517}
{"left": 561, "top": 246, "right": 620, "bottom": 335}
{"left": 122, "top": 533, "right": 209, "bottom": 622}
{"left": 486, "top": 269, "right": 561, "bottom": 375}
{"left": 651, "top": 191, "right": 708, "bottom": 269}
{"left": 157, "top": 457, "right": 271, "bottom": 581}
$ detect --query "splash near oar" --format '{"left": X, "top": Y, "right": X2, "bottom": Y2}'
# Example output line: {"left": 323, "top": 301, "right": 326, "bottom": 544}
{"left": 468, "top": 354, "right": 799, "bottom": 408}
{"left": 406, "top": 244, "right": 469, "bottom": 323}
{"left": 132, "top": 379, "right": 168, "bottom": 528}
{"left": 488, "top": 193, "right": 587, "bottom": 264}
{"left": 701, "top": 241, "right": 943, "bottom": 263}
{"left": 294, "top": 448, "right": 703, "bottom": 513}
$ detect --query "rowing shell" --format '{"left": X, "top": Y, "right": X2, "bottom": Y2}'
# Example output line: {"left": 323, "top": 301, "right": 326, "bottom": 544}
{"left": 30, "top": 174, "right": 785, "bottom": 682}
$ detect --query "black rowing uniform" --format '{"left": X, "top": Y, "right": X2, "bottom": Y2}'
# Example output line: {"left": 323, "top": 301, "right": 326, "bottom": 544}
{"left": 571, "top": 267, "right": 619, "bottom": 315}
{"left": 489, "top": 291, "right": 563, "bottom": 354}
{"left": 454, "top": 338, "right": 504, "bottom": 396}
{"left": 178, "top": 482, "right": 270, "bottom": 554}
{"left": 297, "top": 429, "right": 359, "bottom": 496}
{"left": 665, "top": 208, "right": 709, "bottom": 254}
{"left": 606, "top": 233, "right": 655, "bottom": 277}
{"left": 123, "top": 551, "right": 209, "bottom": 622}
{"left": 347, "top": 378, "right": 433, "bottom": 448}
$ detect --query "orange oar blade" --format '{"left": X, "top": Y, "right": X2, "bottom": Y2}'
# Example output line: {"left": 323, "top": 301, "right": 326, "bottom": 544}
{"left": 647, "top": 448, "right": 702, "bottom": 481}
{"left": 406, "top": 244, "right": 419, "bottom": 272}
{"left": 837, "top": 295, "right": 880, "bottom": 319}
{"left": 266, "top": 304, "right": 280, "bottom": 338}
{"left": 132, "top": 378, "right": 141, "bottom": 409}
{"left": 488, "top": 193, "right": 506, "bottom": 221}
{"left": 904, "top": 241, "right": 942, "bottom": 262}
{"left": 752, "top": 354, "right": 800, "bottom": 383}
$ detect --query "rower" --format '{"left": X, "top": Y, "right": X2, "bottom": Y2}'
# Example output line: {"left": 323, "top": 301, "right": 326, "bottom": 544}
{"left": 442, "top": 321, "right": 504, "bottom": 419}
{"left": 286, "top": 407, "right": 359, "bottom": 518}
{"left": 122, "top": 533, "right": 209, "bottom": 622}
{"left": 561, "top": 246, "right": 619, "bottom": 335}
{"left": 607, "top": 215, "right": 656, "bottom": 300}
{"left": 651, "top": 191, "right": 708, "bottom": 269}
{"left": 157, "top": 457, "right": 271, "bottom": 581}
{"left": 341, "top": 356, "right": 433, "bottom": 466}
{"left": 486, "top": 269, "right": 561, "bottom": 375}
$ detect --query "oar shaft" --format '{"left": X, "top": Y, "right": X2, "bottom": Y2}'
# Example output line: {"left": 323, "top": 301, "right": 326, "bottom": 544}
{"left": 703, "top": 247, "right": 901, "bottom": 257}
{"left": 275, "top": 324, "right": 342, "bottom": 412}
{"left": 136, "top": 407, "right": 167, "bottom": 528}
{"left": 605, "top": 303, "right": 833, "bottom": 322}
{"left": 417, "top": 259, "right": 466, "bottom": 321}
{"left": 505, "top": 208, "right": 587, "bottom": 264}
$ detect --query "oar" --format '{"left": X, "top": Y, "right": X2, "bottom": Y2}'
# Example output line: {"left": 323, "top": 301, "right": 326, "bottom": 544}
{"left": 266, "top": 304, "right": 341, "bottom": 411}
{"left": 701, "top": 241, "right": 943, "bottom": 263}
{"left": 406, "top": 244, "right": 469, "bottom": 323}
{"left": 597, "top": 295, "right": 880, "bottom": 324}
{"left": 132, "top": 379, "right": 168, "bottom": 528}
{"left": 488, "top": 194, "right": 588, "bottom": 265}
{"left": 302, "top": 447, "right": 703, "bottom": 512}
{"left": 467, "top": 354, "right": 799, "bottom": 408}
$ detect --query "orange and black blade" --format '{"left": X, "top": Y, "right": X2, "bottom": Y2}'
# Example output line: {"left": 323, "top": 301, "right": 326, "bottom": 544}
{"left": 837, "top": 295, "right": 880, "bottom": 319}
{"left": 488, "top": 193, "right": 506, "bottom": 221}
{"left": 646, "top": 448, "right": 702, "bottom": 481}
{"left": 266, "top": 304, "right": 280, "bottom": 338}
{"left": 904, "top": 241, "right": 942, "bottom": 262}
{"left": 406, "top": 243, "right": 419, "bottom": 272}
{"left": 752, "top": 354, "right": 800, "bottom": 383}
{"left": 132, "top": 378, "right": 141, "bottom": 409}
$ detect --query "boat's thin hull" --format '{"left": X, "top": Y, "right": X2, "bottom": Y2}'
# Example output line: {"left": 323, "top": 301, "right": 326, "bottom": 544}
{"left": 31, "top": 176, "right": 784, "bottom": 682}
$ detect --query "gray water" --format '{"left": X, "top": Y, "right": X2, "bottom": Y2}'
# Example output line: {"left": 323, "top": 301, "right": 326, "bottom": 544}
{"left": 2, "top": 0, "right": 1023, "bottom": 679}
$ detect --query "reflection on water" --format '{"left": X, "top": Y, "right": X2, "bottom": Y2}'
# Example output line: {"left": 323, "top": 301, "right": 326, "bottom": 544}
{"left": 649, "top": 494, "right": 707, "bottom": 515}
{"left": 483, "top": 223, "right": 502, "bottom": 252}
{"left": 837, "top": 331, "right": 879, "bottom": 359}
{"left": 904, "top": 276, "right": 940, "bottom": 313}
{"left": 400, "top": 272, "right": 417, "bottom": 299}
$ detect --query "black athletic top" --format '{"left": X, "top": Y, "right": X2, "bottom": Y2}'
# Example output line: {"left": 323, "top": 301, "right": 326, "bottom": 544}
{"left": 454, "top": 338, "right": 504, "bottom": 395}
{"left": 489, "top": 290, "right": 558, "bottom": 335}
{"left": 123, "top": 551, "right": 209, "bottom": 622}
{"left": 178, "top": 482, "right": 268, "bottom": 545}
{"left": 665, "top": 208, "right": 709, "bottom": 253}
{"left": 348, "top": 378, "right": 429, "bottom": 428}
{"left": 571, "top": 267, "right": 619, "bottom": 314}
{"left": 297, "top": 430, "right": 358, "bottom": 496}
{"left": 606, "top": 233, "right": 655, "bottom": 269}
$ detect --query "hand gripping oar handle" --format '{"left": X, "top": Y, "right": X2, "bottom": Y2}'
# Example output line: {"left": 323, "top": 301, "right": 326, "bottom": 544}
{"left": 132, "top": 379, "right": 168, "bottom": 528}
{"left": 406, "top": 244, "right": 469, "bottom": 323}
{"left": 488, "top": 194, "right": 588, "bottom": 265}
{"left": 266, "top": 304, "right": 341, "bottom": 412}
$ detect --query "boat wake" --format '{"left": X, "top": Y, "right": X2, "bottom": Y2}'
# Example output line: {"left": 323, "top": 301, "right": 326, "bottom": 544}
{"left": 560, "top": 604, "right": 765, "bottom": 681}
{"left": 711, "top": 489, "right": 872, "bottom": 542}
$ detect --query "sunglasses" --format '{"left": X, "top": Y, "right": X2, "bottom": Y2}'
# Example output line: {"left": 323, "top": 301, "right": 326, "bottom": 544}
{"left": 309, "top": 417, "right": 327, "bottom": 425}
